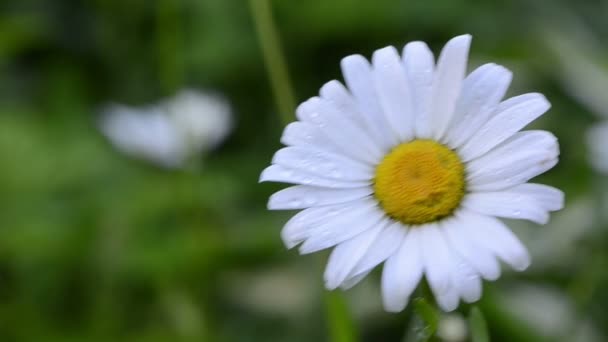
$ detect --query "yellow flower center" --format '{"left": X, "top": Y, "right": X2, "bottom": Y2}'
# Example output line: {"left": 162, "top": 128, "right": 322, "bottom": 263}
{"left": 374, "top": 139, "right": 465, "bottom": 225}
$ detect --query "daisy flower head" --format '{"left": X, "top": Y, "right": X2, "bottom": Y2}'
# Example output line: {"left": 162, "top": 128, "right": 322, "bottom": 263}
{"left": 260, "top": 34, "right": 564, "bottom": 312}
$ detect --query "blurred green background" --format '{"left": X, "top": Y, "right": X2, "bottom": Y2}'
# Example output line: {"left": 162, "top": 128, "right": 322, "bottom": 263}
{"left": 1, "top": 0, "right": 607, "bottom": 341}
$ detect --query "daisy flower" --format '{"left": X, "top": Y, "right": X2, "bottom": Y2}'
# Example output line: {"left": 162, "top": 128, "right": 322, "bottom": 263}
{"left": 100, "top": 89, "right": 232, "bottom": 168}
{"left": 260, "top": 34, "right": 564, "bottom": 312}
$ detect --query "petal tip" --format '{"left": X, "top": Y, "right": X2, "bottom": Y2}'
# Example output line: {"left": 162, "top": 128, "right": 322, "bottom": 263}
{"left": 382, "top": 298, "right": 408, "bottom": 313}
{"left": 340, "top": 54, "right": 369, "bottom": 69}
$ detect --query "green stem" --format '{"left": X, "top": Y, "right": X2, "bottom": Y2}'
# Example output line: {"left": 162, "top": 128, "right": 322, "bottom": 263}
{"left": 249, "top": 1, "right": 354, "bottom": 340}
{"left": 469, "top": 306, "right": 490, "bottom": 342}
{"left": 248, "top": 0, "right": 297, "bottom": 126}
{"left": 324, "top": 290, "right": 358, "bottom": 342}
{"left": 157, "top": 0, "right": 182, "bottom": 94}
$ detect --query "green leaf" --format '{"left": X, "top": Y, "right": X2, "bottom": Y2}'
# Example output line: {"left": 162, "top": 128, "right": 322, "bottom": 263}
{"left": 469, "top": 306, "right": 490, "bottom": 342}
{"left": 404, "top": 298, "right": 440, "bottom": 342}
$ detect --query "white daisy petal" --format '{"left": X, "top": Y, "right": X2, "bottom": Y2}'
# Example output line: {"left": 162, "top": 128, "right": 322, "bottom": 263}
{"left": 268, "top": 185, "right": 373, "bottom": 210}
{"left": 381, "top": 229, "right": 424, "bottom": 312}
{"left": 429, "top": 34, "right": 472, "bottom": 140}
{"left": 435, "top": 286, "right": 460, "bottom": 312}
{"left": 459, "top": 93, "right": 552, "bottom": 161}
{"left": 280, "top": 121, "right": 341, "bottom": 154}
{"left": 341, "top": 54, "right": 397, "bottom": 150}
{"left": 508, "top": 183, "right": 565, "bottom": 211}
{"left": 467, "top": 131, "right": 558, "bottom": 177}
{"left": 402, "top": 41, "right": 435, "bottom": 139}
{"left": 299, "top": 202, "right": 384, "bottom": 254}
{"left": 453, "top": 258, "right": 482, "bottom": 303}
{"left": 444, "top": 63, "right": 512, "bottom": 148}
{"left": 324, "top": 225, "right": 383, "bottom": 290}
{"left": 319, "top": 80, "right": 360, "bottom": 122}
{"left": 463, "top": 191, "right": 549, "bottom": 224}
{"left": 280, "top": 201, "right": 363, "bottom": 249}
{"left": 296, "top": 97, "right": 383, "bottom": 164}
{"left": 420, "top": 224, "right": 452, "bottom": 295}
{"left": 467, "top": 131, "right": 559, "bottom": 191}
{"left": 460, "top": 210, "right": 531, "bottom": 271}
{"left": 344, "top": 220, "right": 407, "bottom": 282}
{"left": 372, "top": 46, "right": 415, "bottom": 142}
{"left": 340, "top": 270, "right": 371, "bottom": 290}
{"left": 441, "top": 217, "right": 501, "bottom": 280}
{"left": 320, "top": 80, "right": 383, "bottom": 145}
{"left": 260, "top": 164, "right": 369, "bottom": 188}
{"left": 272, "top": 146, "right": 373, "bottom": 181}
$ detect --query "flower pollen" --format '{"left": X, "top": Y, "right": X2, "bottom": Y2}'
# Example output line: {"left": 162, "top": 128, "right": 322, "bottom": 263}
{"left": 374, "top": 139, "right": 465, "bottom": 225}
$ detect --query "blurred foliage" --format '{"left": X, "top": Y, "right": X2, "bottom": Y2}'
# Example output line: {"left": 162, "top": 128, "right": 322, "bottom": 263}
{"left": 0, "top": 0, "right": 606, "bottom": 341}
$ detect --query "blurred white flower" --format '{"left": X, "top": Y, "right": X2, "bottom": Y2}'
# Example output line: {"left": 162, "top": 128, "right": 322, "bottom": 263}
{"left": 100, "top": 89, "right": 233, "bottom": 168}
{"left": 437, "top": 313, "right": 468, "bottom": 342}
{"left": 223, "top": 267, "right": 316, "bottom": 316}
{"left": 499, "top": 284, "right": 601, "bottom": 342}
{"left": 542, "top": 16, "right": 608, "bottom": 174}
{"left": 586, "top": 119, "right": 608, "bottom": 174}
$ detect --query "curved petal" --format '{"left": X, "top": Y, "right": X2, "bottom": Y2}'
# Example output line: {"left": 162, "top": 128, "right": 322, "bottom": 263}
{"left": 402, "top": 41, "right": 435, "bottom": 139}
{"left": 280, "top": 200, "right": 364, "bottom": 249}
{"left": 341, "top": 54, "right": 396, "bottom": 150}
{"left": 441, "top": 217, "right": 501, "bottom": 280}
{"left": 268, "top": 185, "right": 373, "bottom": 210}
{"left": 508, "top": 183, "right": 564, "bottom": 212}
{"left": 459, "top": 93, "right": 552, "bottom": 161}
{"left": 296, "top": 97, "right": 383, "bottom": 164}
{"left": 453, "top": 258, "right": 482, "bottom": 303}
{"left": 429, "top": 34, "right": 472, "bottom": 140}
{"left": 420, "top": 224, "right": 452, "bottom": 295}
{"left": 260, "top": 164, "right": 369, "bottom": 188}
{"left": 280, "top": 121, "right": 342, "bottom": 155}
{"left": 299, "top": 201, "right": 385, "bottom": 254}
{"left": 340, "top": 270, "right": 371, "bottom": 290}
{"left": 463, "top": 191, "right": 550, "bottom": 224}
{"left": 372, "top": 46, "right": 415, "bottom": 142}
{"left": 459, "top": 210, "right": 531, "bottom": 271}
{"left": 319, "top": 80, "right": 383, "bottom": 147}
{"left": 344, "top": 220, "right": 407, "bottom": 283}
{"left": 272, "top": 146, "right": 374, "bottom": 181}
{"left": 466, "top": 131, "right": 559, "bottom": 191}
{"left": 444, "top": 63, "right": 512, "bottom": 148}
{"left": 435, "top": 286, "right": 460, "bottom": 312}
{"left": 319, "top": 80, "right": 364, "bottom": 125}
{"left": 324, "top": 224, "right": 384, "bottom": 290}
{"left": 381, "top": 228, "right": 423, "bottom": 312}
{"left": 466, "top": 131, "right": 558, "bottom": 178}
